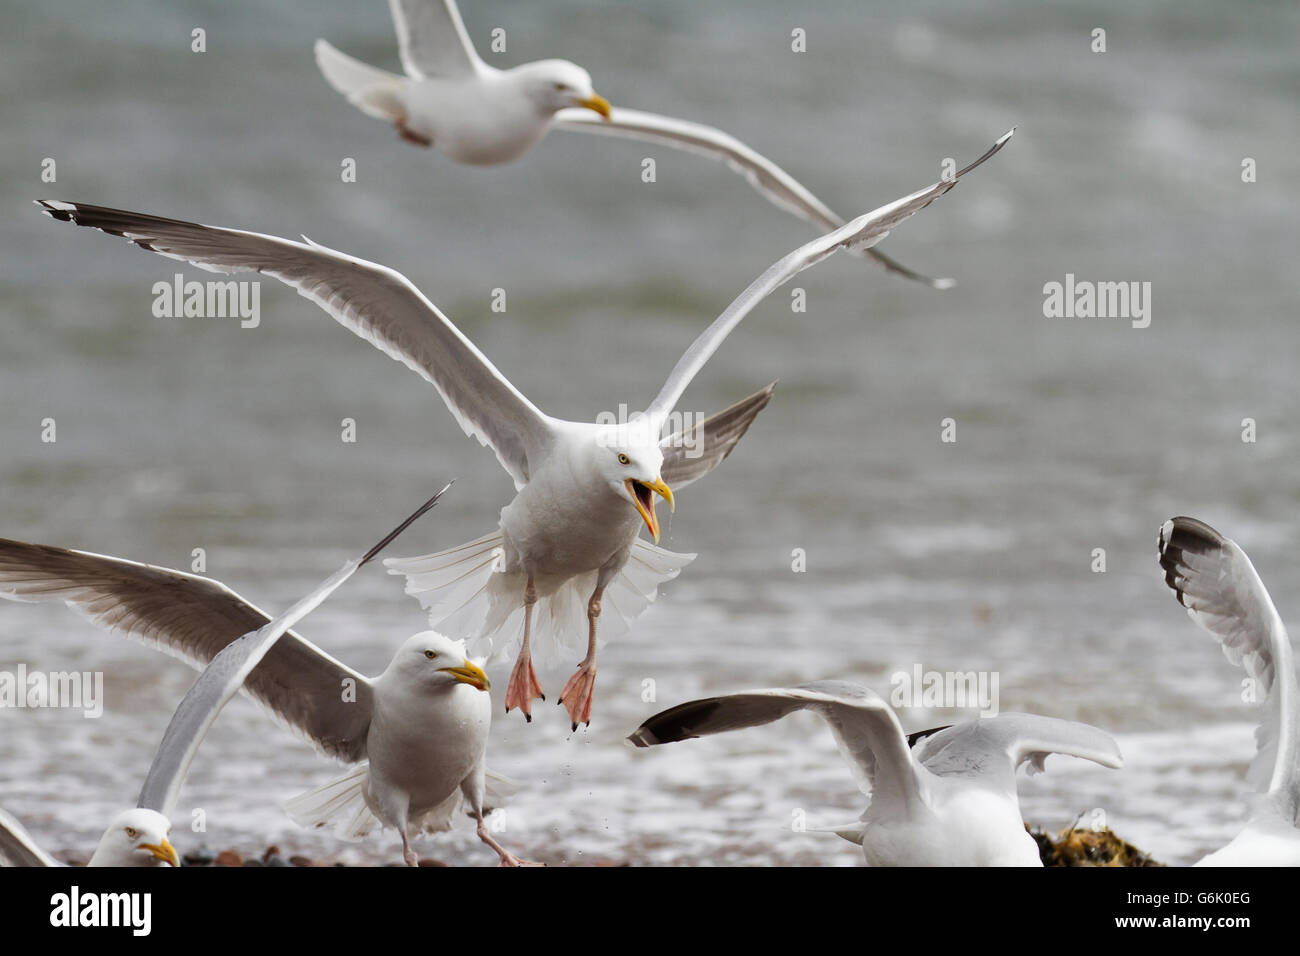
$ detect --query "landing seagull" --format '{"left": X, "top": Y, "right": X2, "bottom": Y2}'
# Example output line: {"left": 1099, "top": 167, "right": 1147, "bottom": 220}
{"left": 315, "top": 0, "right": 958, "bottom": 288}
{"left": 1158, "top": 516, "right": 1300, "bottom": 866}
{"left": 37, "top": 127, "right": 1012, "bottom": 730}
{"left": 629, "top": 681, "right": 1123, "bottom": 866}
{"left": 0, "top": 490, "right": 540, "bottom": 866}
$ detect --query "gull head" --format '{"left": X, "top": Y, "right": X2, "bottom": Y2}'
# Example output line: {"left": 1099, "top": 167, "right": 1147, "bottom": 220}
{"left": 391, "top": 631, "right": 490, "bottom": 693}
{"left": 89, "top": 808, "right": 178, "bottom": 867}
{"left": 593, "top": 423, "right": 673, "bottom": 542}
{"left": 519, "top": 59, "right": 611, "bottom": 119}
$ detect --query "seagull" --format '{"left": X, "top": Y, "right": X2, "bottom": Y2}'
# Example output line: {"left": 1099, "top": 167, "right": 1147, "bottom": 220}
{"left": 629, "top": 681, "right": 1124, "bottom": 866}
{"left": 0, "top": 491, "right": 540, "bottom": 867}
{"left": 36, "top": 127, "right": 1012, "bottom": 730}
{"left": 1158, "top": 516, "right": 1300, "bottom": 866}
{"left": 0, "top": 807, "right": 178, "bottom": 868}
{"left": 314, "top": 0, "right": 955, "bottom": 288}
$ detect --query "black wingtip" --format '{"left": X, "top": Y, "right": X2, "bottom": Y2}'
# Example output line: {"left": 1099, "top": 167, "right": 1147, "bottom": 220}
{"left": 359, "top": 480, "right": 453, "bottom": 566}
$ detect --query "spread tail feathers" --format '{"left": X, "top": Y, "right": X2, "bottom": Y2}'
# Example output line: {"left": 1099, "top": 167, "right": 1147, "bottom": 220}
{"left": 284, "top": 764, "right": 379, "bottom": 841}
{"left": 314, "top": 39, "right": 408, "bottom": 123}
{"left": 385, "top": 532, "right": 695, "bottom": 662}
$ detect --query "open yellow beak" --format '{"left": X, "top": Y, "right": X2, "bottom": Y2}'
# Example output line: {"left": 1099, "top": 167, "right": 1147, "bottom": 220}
{"left": 625, "top": 477, "right": 674, "bottom": 543}
{"left": 578, "top": 93, "right": 612, "bottom": 120}
{"left": 440, "top": 659, "right": 491, "bottom": 692}
{"left": 140, "top": 838, "right": 180, "bottom": 867}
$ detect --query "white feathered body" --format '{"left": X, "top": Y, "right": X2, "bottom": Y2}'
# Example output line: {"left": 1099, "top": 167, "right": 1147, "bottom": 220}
{"left": 364, "top": 676, "right": 490, "bottom": 833}
{"left": 861, "top": 779, "right": 1041, "bottom": 867}
{"left": 389, "top": 431, "right": 695, "bottom": 661}
{"left": 400, "top": 69, "right": 554, "bottom": 164}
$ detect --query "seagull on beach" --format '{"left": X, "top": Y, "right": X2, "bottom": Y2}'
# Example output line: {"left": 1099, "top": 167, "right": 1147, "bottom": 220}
{"left": 37, "top": 127, "right": 1012, "bottom": 730}
{"left": 314, "top": 0, "right": 955, "bottom": 288}
{"left": 1158, "top": 516, "right": 1300, "bottom": 866}
{"left": 629, "top": 681, "right": 1124, "bottom": 866}
{"left": 0, "top": 490, "right": 540, "bottom": 866}
{"left": 0, "top": 807, "right": 177, "bottom": 868}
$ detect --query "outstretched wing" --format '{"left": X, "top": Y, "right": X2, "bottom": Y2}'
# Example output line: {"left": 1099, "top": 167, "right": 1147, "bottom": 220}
{"left": 629, "top": 680, "right": 919, "bottom": 813}
{"left": 1158, "top": 516, "right": 1298, "bottom": 812}
{"left": 390, "top": 0, "right": 483, "bottom": 79}
{"left": 135, "top": 487, "right": 447, "bottom": 816}
{"left": 658, "top": 382, "right": 775, "bottom": 490}
{"left": 553, "top": 106, "right": 950, "bottom": 288}
{"left": 913, "top": 713, "right": 1123, "bottom": 794}
{"left": 37, "top": 200, "right": 556, "bottom": 489}
{"left": 0, "top": 539, "right": 374, "bottom": 762}
{"left": 0, "top": 809, "right": 59, "bottom": 867}
{"left": 643, "top": 130, "right": 1015, "bottom": 425}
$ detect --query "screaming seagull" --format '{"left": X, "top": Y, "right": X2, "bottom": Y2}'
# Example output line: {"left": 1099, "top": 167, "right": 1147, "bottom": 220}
{"left": 315, "top": 0, "right": 956, "bottom": 288}
{"left": 1158, "top": 516, "right": 1300, "bottom": 866}
{"left": 629, "top": 681, "right": 1124, "bottom": 866}
{"left": 0, "top": 487, "right": 541, "bottom": 866}
{"left": 37, "top": 128, "right": 1013, "bottom": 730}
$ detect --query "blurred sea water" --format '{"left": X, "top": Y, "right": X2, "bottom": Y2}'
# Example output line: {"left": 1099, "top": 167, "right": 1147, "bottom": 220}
{"left": 0, "top": 0, "right": 1297, "bottom": 864}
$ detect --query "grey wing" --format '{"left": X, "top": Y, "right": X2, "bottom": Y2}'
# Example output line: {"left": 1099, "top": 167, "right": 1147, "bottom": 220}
{"left": 0, "top": 809, "right": 58, "bottom": 867}
{"left": 390, "top": 0, "right": 482, "bottom": 79}
{"left": 644, "top": 130, "right": 1014, "bottom": 423}
{"left": 914, "top": 713, "right": 1123, "bottom": 793}
{"left": 629, "top": 680, "right": 919, "bottom": 813}
{"left": 36, "top": 201, "right": 555, "bottom": 488}
{"left": 0, "top": 538, "right": 374, "bottom": 762}
{"left": 659, "top": 382, "right": 775, "bottom": 491}
{"left": 1159, "top": 517, "right": 1298, "bottom": 806}
{"left": 552, "top": 106, "right": 950, "bottom": 288}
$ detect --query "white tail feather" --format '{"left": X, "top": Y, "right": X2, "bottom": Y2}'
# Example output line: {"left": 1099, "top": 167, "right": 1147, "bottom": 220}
{"left": 284, "top": 764, "right": 380, "bottom": 841}
{"left": 314, "top": 39, "right": 408, "bottom": 123}
{"left": 386, "top": 532, "right": 695, "bottom": 662}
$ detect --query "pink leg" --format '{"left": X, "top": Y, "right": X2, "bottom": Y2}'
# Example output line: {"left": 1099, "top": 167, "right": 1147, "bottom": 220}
{"left": 558, "top": 587, "right": 602, "bottom": 731}
{"left": 395, "top": 119, "right": 433, "bottom": 147}
{"left": 504, "top": 576, "right": 545, "bottom": 721}
{"left": 400, "top": 830, "right": 419, "bottom": 868}
{"left": 476, "top": 813, "right": 545, "bottom": 867}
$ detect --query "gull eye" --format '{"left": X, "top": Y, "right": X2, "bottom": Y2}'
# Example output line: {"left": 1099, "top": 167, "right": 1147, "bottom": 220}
{"left": 553, "top": 82, "right": 569, "bottom": 92}
{"left": 617, "top": 453, "right": 630, "bottom": 465}
{"left": 125, "top": 827, "right": 138, "bottom": 839}
{"left": 424, "top": 650, "right": 438, "bottom": 660}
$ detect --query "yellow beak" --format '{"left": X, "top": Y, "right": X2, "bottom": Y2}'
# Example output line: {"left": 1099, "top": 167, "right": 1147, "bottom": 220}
{"left": 578, "top": 93, "right": 612, "bottom": 120}
{"left": 625, "top": 477, "right": 674, "bottom": 543}
{"left": 440, "top": 659, "right": 491, "bottom": 692}
{"left": 140, "top": 838, "right": 180, "bottom": 867}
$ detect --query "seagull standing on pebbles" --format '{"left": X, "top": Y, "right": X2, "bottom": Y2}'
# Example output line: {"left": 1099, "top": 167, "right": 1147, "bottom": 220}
{"left": 37, "top": 127, "right": 1011, "bottom": 730}
{"left": 0, "top": 490, "right": 540, "bottom": 866}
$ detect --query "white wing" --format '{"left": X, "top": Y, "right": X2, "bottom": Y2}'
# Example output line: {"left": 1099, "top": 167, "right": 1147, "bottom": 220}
{"left": 1158, "top": 517, "right": 1298, "bottom": 813}
{"left": 37, "top": 201, "right": 557, "bottom": 488}
{"left": 643, "top": 129, "right": 1014, "bottom": 425}
{"left": 390, "top": 0, "right": 483, "bottom": 79}
{"left": 913, "top": 713, "right": 1123, "bottom": 794}
{"left": 629, "top": 680, "right": 919, "bottom": 814}
{"left": 553, "top": 106, "right": 952, "bottom": 289}
{"left": 135, "top": 487, "right": 447, "bottom": 817}
{"left": 0, "top": 809, "right": 58, "bottom": 867}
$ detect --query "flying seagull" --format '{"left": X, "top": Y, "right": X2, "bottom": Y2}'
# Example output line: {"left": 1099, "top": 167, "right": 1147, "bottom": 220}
{"left": 629, "top": 681, "right": 1123, "bottom": 866}
{"left": 37, "top": 127, "right": 1012, "bottom": 730}
{"left": 1158, "top": 516, "right": 1300, "bottom": 866}
{"left": 314, "top": 0, "right": 958, "bottom": 288}
{"left": 0, "top": 489, "right": 540, "bottom": 866}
